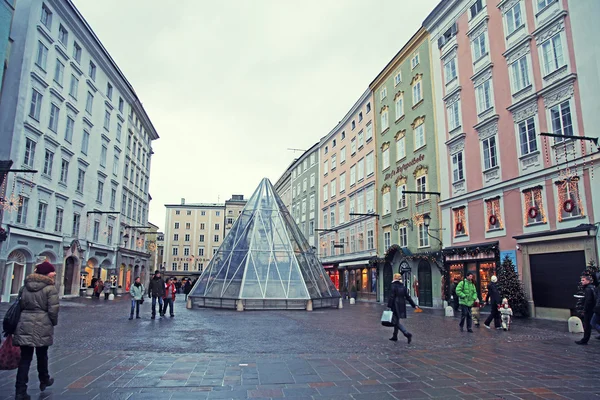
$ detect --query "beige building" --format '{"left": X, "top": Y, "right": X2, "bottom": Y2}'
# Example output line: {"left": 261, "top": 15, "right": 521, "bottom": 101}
{"left": 163, "top": 196, "right": 246, "bottom": 279}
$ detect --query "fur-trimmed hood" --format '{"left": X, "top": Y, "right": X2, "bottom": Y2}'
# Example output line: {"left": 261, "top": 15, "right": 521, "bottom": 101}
{"left": 24, "top": 273, "right": 55, "bottom": 292}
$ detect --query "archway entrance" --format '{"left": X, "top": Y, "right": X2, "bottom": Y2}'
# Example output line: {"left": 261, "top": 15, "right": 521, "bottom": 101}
{"left": 3, "top": 250, "right": 29, "bottom": 302}
{"left": 418, "top": 259, "right": 433, "bottom": 307}
{"left": 64, "top": 256, "right": 76, "bottom": 295}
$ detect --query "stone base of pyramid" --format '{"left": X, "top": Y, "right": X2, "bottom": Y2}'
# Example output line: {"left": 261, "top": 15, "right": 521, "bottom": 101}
{"left": 188, "top": 296, "right": 340, "bottom": 311}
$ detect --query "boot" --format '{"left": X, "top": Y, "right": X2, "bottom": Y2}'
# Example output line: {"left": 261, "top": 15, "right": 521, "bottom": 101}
{"left": 389, "top": 336, "right": 398, "bottom": 341}
{"left": 15, "top": 389, "right": 30, "bottom": 400}
{"left": 40, "top": 377, "right": 54, "bottom": 391}
{"left": 129, "top": 315, "right": 133, "bottom": 320}
{"left": 405, "top": 333, "right": 412, "bottom": 344}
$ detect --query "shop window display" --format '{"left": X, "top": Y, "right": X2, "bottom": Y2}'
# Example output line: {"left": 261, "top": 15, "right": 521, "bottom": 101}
{"left": 479, "top": 262, "right": 495, "bottom": 300}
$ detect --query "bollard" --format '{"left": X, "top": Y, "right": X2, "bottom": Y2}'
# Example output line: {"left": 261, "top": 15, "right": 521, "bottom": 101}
{"left": 306, "top": 300, "right": 313, "bottom": 311}
{"left": 236, "top": 300, "right": 244, "bottom": 312}
{"left": 445, "top": 306, "right": 454, "bottom": 317}
{"left": 349, "top": 298, "right": 356, "bottom": 305}
{"left": 186, "top": 297, "right": 192, "bottom": 309}
{"left": 568, "top": 316, "right": 584, "bottom": 333}
{"left": 108, "top": 293, "right": 115, "bottom": 301}
{"left": 338, "top": 297, "right": 343, "bottom": 309}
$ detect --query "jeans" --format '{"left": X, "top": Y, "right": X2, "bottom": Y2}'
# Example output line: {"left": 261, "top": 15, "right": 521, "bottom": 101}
{"left": 162, "top": 298, "right": 174, "bottom": 316}
{"left": 104, "top": 293, "right": 109, "bottom": 300}
{"left": 151, "top": 296, "right": 164, "bottom": 316}
{"left": 459, "top": 305, "right": 473, "bottom": 330}
{"left": 484, "top": 304, "right": 501, "bottom": 328}
{"left": 16, "top": 346, "right": 49, "bottom": 393}
{"left": 130, "top": 299, "right": 140, "bottom": 317}
{"left": 591, "top": 313, "right": 600, "bottom": 333}
{"left": 393, "top": 318, "right": 409, "bottom": 338}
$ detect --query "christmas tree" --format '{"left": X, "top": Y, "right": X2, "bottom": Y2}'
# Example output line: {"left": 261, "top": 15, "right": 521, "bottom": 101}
{"left": 496, "top": 255, "right": 529, "bottom": 317}
{"left": 575, "top": 260, "right": 599, "bottom": 318}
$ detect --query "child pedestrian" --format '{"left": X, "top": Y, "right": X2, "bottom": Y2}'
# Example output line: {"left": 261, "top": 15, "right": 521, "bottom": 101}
{"left": 499, "top": 298, "right": 513, "bottom": 331}
{"left": 471, "top": 299, "right": 483, "bottom": 327}
{"left": 103, "top": 280, "right": 112, "bottom": 300}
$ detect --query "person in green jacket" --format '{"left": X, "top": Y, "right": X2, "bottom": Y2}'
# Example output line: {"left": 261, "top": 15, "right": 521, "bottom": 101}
{"left": 455, "top": 272, "right": 478, "bottom": 332}
{"left": 129, "top": 277, "right": 145, "bottom": 320}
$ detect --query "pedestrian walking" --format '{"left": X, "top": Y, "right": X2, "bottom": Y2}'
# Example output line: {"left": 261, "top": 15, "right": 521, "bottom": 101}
{"left": 450, "top": 278, "right": 459, "bottom": 316}
{"left": 575, "top": 274, "right": 596, "bottom": 345}
{"left": 13, "top": 261, "right": 59, "bottom": 400}
{"left": 175, "top": 278, "right": 182, "bottom": 294}
{"left": 162, "top": 277, "right": 176, "bottom": 317}
{"left": 148, "top": 270, "right": 166, "bottom": 319}
{"left": 591, "top": 272, "right": 600, "bottom": 339}
{"left": 184, "top": 279, "right": 192, "bottom": 301}
{"left": 456, "top": 272, "right": 478, "bottom": 333}
{"left": 129, "top": 277, "right": 145, "bottom": 320}
{"left": 484, "top": 275, "right": 502, "bottom": 329}
{"left": 387, "top": 273, "right": 419, "bottom": 343}
{"left": 103, "top": 280, "right": 112, "bottom": 300}
{"left": 94, "top": 279, "right": 103, "bottom": 299}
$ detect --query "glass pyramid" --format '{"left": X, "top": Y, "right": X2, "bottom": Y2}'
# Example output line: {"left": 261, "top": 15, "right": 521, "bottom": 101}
{"left": 189, "top": 178, "right": 340, "bottom": 310}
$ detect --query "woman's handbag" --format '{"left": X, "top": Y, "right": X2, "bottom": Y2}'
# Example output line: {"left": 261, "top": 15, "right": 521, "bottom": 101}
{"left": 0, "top": 335, "right": 21, "bottom": 370}
{"left": 381, "top": 309, "right": 394, "bottom": 327}
{"left": 2, "top": 287, "right": 23, "bottom": 336}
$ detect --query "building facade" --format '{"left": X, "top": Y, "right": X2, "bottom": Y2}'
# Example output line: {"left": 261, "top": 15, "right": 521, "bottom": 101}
{"left": 289, "top": 143, "right": 319, "bottom": 250}
{"left": 273, "top": 160, "right": 295, "bottom": 213}
{"left": 370, "top": 28, "right": 443, "bottom": 307}
{"left": 224, "top": 194, "right": 246, "bottom": 238}
{"left": 0, "top": 0, "right": 158, "bottom": 301}
{"left": 318, "top": 89, "right": 379, "bottom": 302}
{"left": 425, "top": 0, "right": 598, "bottom": 318}
{"left": 0, "top": 0, "right": 15, "bottom": 94}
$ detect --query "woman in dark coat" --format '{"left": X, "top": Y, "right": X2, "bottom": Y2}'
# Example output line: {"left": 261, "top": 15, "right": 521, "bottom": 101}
{"left": 14, "top": 261, "right": 60, "bottom": 399}
{"left": 184, "top": 279, "right": 192, "bottom": 300}
{"left": 387, "top": 273, "right": 419, "bottom": 343}
{"left": 484, "top": 275, "right": 502, "bottom": 329}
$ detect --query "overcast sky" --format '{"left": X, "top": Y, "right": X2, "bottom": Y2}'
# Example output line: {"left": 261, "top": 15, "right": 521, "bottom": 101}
{"left": 73, "top": 0, "right": 439, "bottom": 231}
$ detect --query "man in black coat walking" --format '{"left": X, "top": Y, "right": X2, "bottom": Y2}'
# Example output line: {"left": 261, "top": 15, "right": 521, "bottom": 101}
{"left": 387, "top": 273, "right": 420, "bottom": 343}
{"left": 484, "top": 275, "right": 502, "bottom": 329}
{"left": 575, "top": 274, "right": 596, "bottom": 345}
{"left": 148, "top": 270, "right": 166, "bottom": 319}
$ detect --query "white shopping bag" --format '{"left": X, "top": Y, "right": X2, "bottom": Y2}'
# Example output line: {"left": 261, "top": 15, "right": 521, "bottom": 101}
{"left": 381, "top": 309, "right": 394, "bottom": 327}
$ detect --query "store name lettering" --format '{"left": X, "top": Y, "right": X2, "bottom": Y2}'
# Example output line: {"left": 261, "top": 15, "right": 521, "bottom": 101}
{"left": 384, "top": 154, "right": 425, "bottom": 181}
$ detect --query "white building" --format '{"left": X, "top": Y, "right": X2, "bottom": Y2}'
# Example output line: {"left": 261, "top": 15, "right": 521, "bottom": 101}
{"left": 0, "top": 0, "right": 159, "bottom": 301}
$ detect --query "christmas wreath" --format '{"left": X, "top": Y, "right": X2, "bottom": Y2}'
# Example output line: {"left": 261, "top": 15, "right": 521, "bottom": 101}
{"left": 563, "top": 199, "right": 575, "bottom": 213}
{"left": 489, "top": 215, "right": 497, "bottom": 226}
{"left": 527, "top": 206, "right": 539, "bottom": 220}
{"left": 456, "top": 222, "right": 464, "bottom": 233}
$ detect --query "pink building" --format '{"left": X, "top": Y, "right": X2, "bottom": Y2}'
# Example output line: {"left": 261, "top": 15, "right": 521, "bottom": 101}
{"left": 425, "top": 0, "right": 597, "bottom": 319}
{"left": 318, "top": 89, "right": 380, "bottom": 302}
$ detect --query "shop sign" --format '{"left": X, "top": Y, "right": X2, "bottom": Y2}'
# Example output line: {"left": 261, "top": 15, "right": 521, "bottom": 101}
{"left": 445, "top": 251, "right": 495, "bottom": 262}
{"left": 384, "top": 154, "right": 425, "bottom": 181}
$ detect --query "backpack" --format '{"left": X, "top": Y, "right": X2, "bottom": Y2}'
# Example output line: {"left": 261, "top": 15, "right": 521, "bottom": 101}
{"left": 2, "top": 287, "right": 23, "bottom": 337}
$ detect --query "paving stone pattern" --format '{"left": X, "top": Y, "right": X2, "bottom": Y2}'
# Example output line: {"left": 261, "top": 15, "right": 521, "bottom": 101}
{"left": 0, "top": 296, "right": 598, "bottom": 399}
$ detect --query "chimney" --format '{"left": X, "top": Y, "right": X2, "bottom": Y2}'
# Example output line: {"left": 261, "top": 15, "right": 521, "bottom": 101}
{"left": 181, "top": 198, "right": 185, "bottom": 205}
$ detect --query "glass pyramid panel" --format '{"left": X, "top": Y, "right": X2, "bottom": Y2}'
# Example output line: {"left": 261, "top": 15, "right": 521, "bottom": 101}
{"left": 189, "top": 178, "right": 340, "bottom": 308}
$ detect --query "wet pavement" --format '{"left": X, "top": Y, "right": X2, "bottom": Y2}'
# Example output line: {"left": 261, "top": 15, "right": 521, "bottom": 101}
{"left": 0, "top": 295, "right": 599, "bottom": 399}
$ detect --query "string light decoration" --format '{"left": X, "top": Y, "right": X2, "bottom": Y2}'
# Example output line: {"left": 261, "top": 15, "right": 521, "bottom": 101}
{"left": 485, "top": 198, "right": 504, "bottom": 231}
{"left": 522, "top": 187, "right": 547, "bottom": 226}
{"left": 2, "top": 193, "right": 22, "bottom": 212}
{"left": 556, "top": 175, "right": 584, "bottom": 222}
{"left": 452, "top": 208, "right": 467, "bottom": 237}
{"left": 496, "top": 254, "right": 529, "bottom": 317}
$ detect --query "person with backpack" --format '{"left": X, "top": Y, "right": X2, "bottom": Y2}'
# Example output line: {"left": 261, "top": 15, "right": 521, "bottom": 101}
{"left": 456, "top": 272, "right": 478, "bottom": 333}
{"left": 575, "top": 273, "right": 596, "bottom": 345}
{"left": 13, "top": 261, "right": 59, "bottom": 399}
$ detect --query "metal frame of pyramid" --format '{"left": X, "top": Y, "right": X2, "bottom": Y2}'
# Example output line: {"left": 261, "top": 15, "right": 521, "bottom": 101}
{"left": 188, "top": 178, "right": 340, "bottom": 310}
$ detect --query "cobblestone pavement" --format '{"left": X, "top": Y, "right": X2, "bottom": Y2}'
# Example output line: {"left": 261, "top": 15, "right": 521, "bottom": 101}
{"left": 0, "top": 295, "right": 598, "bottom": 399}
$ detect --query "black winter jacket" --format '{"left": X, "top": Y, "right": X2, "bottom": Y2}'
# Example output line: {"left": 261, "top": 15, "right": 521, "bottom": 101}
{"left": 582, "top": 283, "right": 595, "bottom": 315}
{"left": 387, "top": 280, "right": 416, "bottom": 319}
{"left": 148, "top": 276, "right": 166, "bottom": 298}
{"left": 486, "top": 282, "right": 501, "bottom": 305}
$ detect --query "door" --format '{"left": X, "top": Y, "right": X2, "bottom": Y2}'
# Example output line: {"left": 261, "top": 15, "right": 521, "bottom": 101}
{"left": 383, "top": 262, "right": 393, "bottom": 302}
{"left": 530, "top": 251, "right": 585, "bottom": 310}
{"left": 63, "top": 258, "right": 74, "bottom": 295}
{"left": 418, "top": 260, "right": 433, "bottom": 307}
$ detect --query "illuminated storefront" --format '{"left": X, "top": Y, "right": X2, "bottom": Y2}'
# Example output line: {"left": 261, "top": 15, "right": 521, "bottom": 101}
{"left": 338, "top": 261, "right": 378, "bottom": 302}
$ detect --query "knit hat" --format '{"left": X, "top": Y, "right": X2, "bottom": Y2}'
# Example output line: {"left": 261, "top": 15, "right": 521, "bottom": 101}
{"left": 491, "top": 276, "right": 498, "bottom": 283}
{"left": 36, "top": 261, "right": 56, "bottom": 275}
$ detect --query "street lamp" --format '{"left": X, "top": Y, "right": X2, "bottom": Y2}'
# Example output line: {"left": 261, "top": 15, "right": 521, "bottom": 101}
{"left": 122, "top": 233, "right": 130, "bottom": 246}
{"left": 423, "top": 214, "right": 432, "bottom": 228}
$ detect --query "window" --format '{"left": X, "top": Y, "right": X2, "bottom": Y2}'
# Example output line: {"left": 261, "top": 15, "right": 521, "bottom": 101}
{"left": 338, "top": 202, "right": 345, "bottom": 224}
{"left": 69, "top": 75, "right": 79, "bottom": 99}
{"left": 470, "top": 0, "right": 483, "bottom": 18}
{"left": 518, "top": 117, "right": 537, "bottom": 156}
{"left": 558, "top": 180, "right": 583, "bottom": 220}
{"left": 330, "top": 208, "right": 335, "bottom": 227}
{"left": 384, "top": 231, "right": 391, "bottom": 249}
{"left": 113, "top": 155, "right": 119, "bottom": 176}
{"left": 40, "top": 4, "right": 52, "bottom": 29}
{"left": 511, "top": 56, "right": 530, "bottom": 92}
{"left": 73, "top": 42, "right": 81, "bottom": 63}
{"left": 185, "top": 222, "right": 191, "bottom": 229}
{"left": 394, "top": 71, "right": 402, "bottom": 86}
{"left": 310, "top": 172, "right": 315, "bottom": 188}
{"left": 37, "top": 202, "right": 47, "bottom": 229}
{"left": 118, "top": 97, "right": 124, "bottom": 113}
{"left": 309, "top": 194, "right": 315, "bottom": 211}
{"left": 96, "top": 181, "right": 104, "bottom": 203}
{"left": 473, "top": 32, "right": 487, "bottom": 60}
{"left": 380, "top": 87, "right": 387, "bottom": 101}
{"left": 366, "top": 123, "right": 373, "bottom": 142}
{"left": 199, "top": 234, "right": 205, "bottom": 242}
{"left": 399, "top": 226, "right": 408, "bottom": 247}
{"left": 58, "top": 24, "right": 68, "bottom": 45}
{"left": 23, "top": 138, "right": 36, "bottom": 168}
{"left": 537, "top": 0, "right": 553, "bottom": 10}
{"left": 59, "top": 159, "right": 68, "bottom": 184}
{"left": 110, "top": 188, "right": 116, "bottom": 209}
{"left": 106, "top": 83, "right": 113, "bottom": 100}
{"left": 81, "top": 130, "right": 90, "bottom": 155}
{"left": 48, "top": 104, "right": 59, "bottom": 132}
{"left": 486, "top": 198, "right": 503, "bottom": 231}
{"left": 65, "top": 116, "right": 74, "bottom": 143}
{"left": 172, "top": 262, "right": 177, "bottom": 271}
{"left": 76, "top": 168, "right": 85, "bottom": 192}
{"left": 366, "top": 151, "right": 374, "bottom": 176}
{"left": 301, "top": 199, "right": 307, "bottom": 214}
{"left": 366, "top": 102, "right": 371, "bottom": 113}
{"left": 29, "top": 89, "right": 43, "bottom": 120}
{"left": 15, "top": 196, "right": 28, "bottom": 224}
{"left": 397, "top": 184, "right": 407, "bottom": 209}
{"left": 104, "top": 110, "right": 111, "bottom": 130}
{"left": 412, "top": 80, "right": 422, "bottom": 105}
{"left": 395, "top": 96, "right": 404, "bottom": 120}
{"left": 351, "top": 120, "right": 356, "bottom": 130}
{"left": 198, "top": 247, "right": 205, "bottom": 256}
{"left": 418, "top": 223, "right": 430, "bottom": 247}
{"left": 323, "top": 184, "right": 328, "bottom": 201}
{"left": 505, "top": 2, "right": 523, "bottom": 35}
{"left": 448, "top": 101, "right": 460, "bottom": 131}
{"left": 350, "top": 165, "right": 356, "bottom": 186}
{"left": 415, "top": 123, "right": 425, "bottom": 149}
{"left": 382, "top": 147, "right": 390, "bottom": 170}
{"left": 116, "top": 123, "right": 122, "bottom": 142}
{"left": 43, "top": 149, "right": 53, "bottom": 176}
{"left": 351, "top": 138, "right": 357, "bottom": 154}
{"left": 100, "top": 145, "right": 107, "bottom": 167}
{"left": 214, "top": 235, "right": 219, "bottom": 242}
{"left": 444, "top": 57, "right": 457, "bottom": 82}
{"left": 551, "top": 101, "right": 573, "bottom": 141}
{"left": 396, "top": 135, "right": 405, "bottom": 161}
{"left": 523, "top": 188, "right": 545, "bottom": 225}
{"left": 331, "top": 154, "right": 337, "bottom": 170}
{"left": 85, "top": 92, "right": 94, "bottom": 114}
{"left": 357, "top": 193, "right": 364, "bottom": 214}
{"left": 475, "top": 80, "right": 492, "bottom": 114}
{"left": 107, "top": 225, "right": 113, "bottom": 244}
{"left": 183, "top": 263, "right": 189, "bottom": 272}
{"left": 542, "top": 33, "right": 566, "bottom": 75}
{"left": 416, "top": 175, "right": 428, "bottom": 201}
{"left": 72, "top": 212, "right": 80, "bottom": 236}
{"left": 172, "top": 247, "right": 178, "bottom": 256}
{"left": 89, "top": 61, "right": 96, "bottom": 81}
{"left": 482, "top": 136, "right": 498, "bottom": 170}
{"left": 323, "top": 160, "right": 328, "bottom": 175}
{"left": 338, "top": 147, "right": 346, "bottom": 165}
{"left": 324, "top": 146, "right": 328, "bottom": 155}
{"left": 213, "top": 248, "right": 218, "bottom": 255}
{"left": 184, "top": 247, "right": 190, "bottom": 255}
{"left": 383, "top": 191, "right": 391, "bottom": 215}
{"left": 339, "top": 172, "right": 346, "bottom": 193}
{"left": 357, "top": 131, "right": 364, "bottom": 148}
{"left": 357, "top": 158, "right": 364, "bottom": 181}
{"left": 36, "top": 41, "right": 48, "bottom": 70}
{"left": 54, "top": 59, "right": 64, "bottom": 86}
{"left": 358, "top": 112, "right": 363, "bottom": 122}
{"left": 54, "top": 207, "right": 63, "bottom": 233}
{"left": 452, "top": 151, "right": 464, "bottom": 182}
{"left": 215, "top": 223, "right": 220, "bottom": 230}
{"left": 411, "top": 54, "right": 420, "bottom": 69}
{"left": 381, "top": 108, "right": 389, "bottom": 131}
{"left": 173, "top": 231, "right": 179, "bottom": 239}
